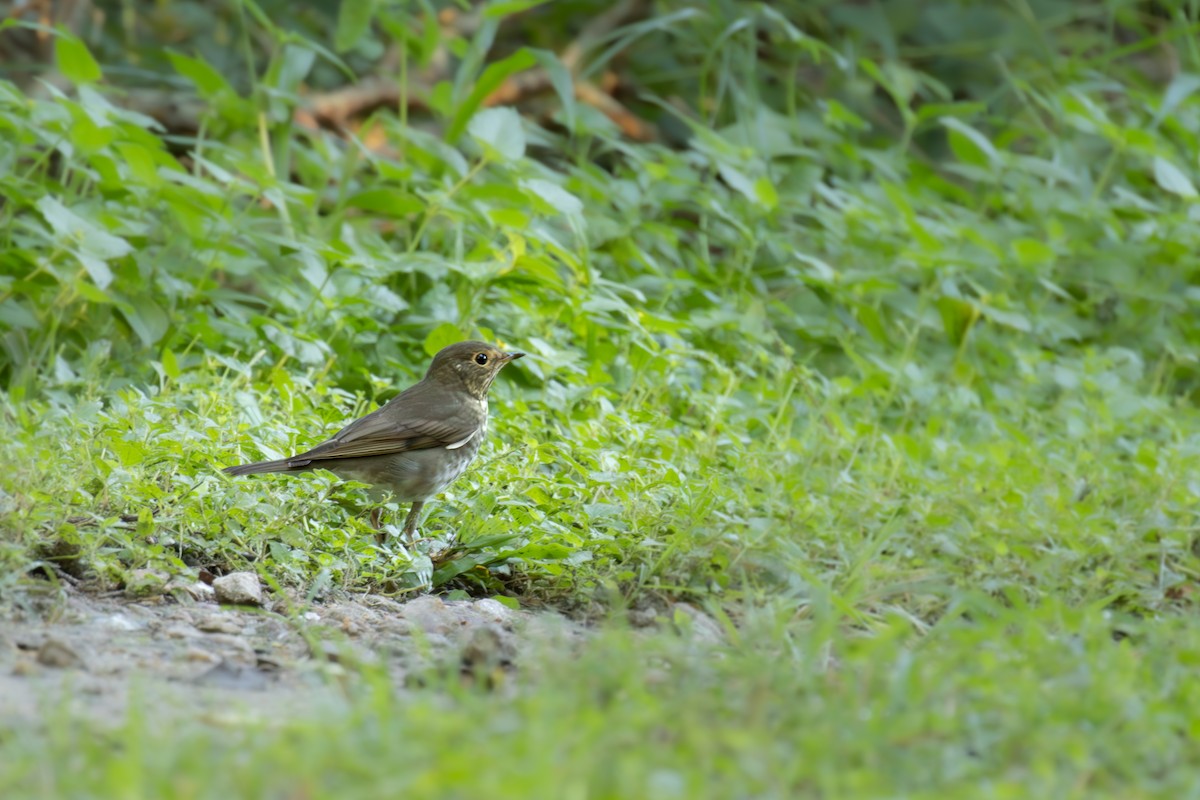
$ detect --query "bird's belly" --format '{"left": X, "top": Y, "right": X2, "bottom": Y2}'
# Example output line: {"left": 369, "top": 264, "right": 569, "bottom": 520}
{"left": 334, "top": 436, "right": 483, "bottom": 502}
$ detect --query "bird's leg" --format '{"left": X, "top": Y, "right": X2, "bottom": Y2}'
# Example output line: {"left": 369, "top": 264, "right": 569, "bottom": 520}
{"left": 401, "top": 501, "right": 425, "bottom": 540}
{"left": 371, "top": 506, "right": 386, "bottom": 545}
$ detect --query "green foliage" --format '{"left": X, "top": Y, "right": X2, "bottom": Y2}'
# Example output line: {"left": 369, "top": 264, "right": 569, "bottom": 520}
{"left": 2, "top": 0, "right": 1200, "bottom": 612}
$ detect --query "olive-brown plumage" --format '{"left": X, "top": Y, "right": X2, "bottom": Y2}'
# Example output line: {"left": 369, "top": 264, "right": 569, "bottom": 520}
{"left": 224, "top": 341, "right": 524, "bottom": 538}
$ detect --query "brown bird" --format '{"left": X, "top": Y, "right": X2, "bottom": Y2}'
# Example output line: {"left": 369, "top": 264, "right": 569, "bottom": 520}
{"left": 224, "top": 341, "right": 524, "bottom": 539}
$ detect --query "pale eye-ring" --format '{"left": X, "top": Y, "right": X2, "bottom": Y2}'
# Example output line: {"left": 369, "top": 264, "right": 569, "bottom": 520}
{"left": 474, "top": 353, "right": 489, "bottom": 366}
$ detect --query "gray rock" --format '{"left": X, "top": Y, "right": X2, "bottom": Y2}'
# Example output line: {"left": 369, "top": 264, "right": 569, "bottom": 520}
{"left": 628, "top": 606, "right": 659, "bottom": 628}
{"left": 673, "top": 603, "right": 725, "bottom": 645}
{"left": 397, "top": 595, "right": 456, "bottom": 634}
{"left": 471, "top": 598, "right": 517, "bottom": 627}
{"left": 460, "top": 624, "right": 514, "bottom": 671}
{"left": 36, "top": 638, "right": 86, "bottom": 669}
{"left": 194, "top": 613, "right": 247, "bottom": 635}
{"left": 99, "top": 614, "right": 141, "bottom": 632}
{"left": 192, "top": 659, "right": 271, "bottom": 691}
{"left": 212, "top": 573, "right": 263, "bottom": 607}
{"left": 201, "top": 633, "right": 257, "bottom": 661}
{"left": 164, "top": 623, "right": 202, "bottom": 639}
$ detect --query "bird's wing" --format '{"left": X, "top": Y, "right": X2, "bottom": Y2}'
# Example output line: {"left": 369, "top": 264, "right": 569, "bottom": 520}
{"left": 287, "top": 384, "right": 479, "bottom": 465}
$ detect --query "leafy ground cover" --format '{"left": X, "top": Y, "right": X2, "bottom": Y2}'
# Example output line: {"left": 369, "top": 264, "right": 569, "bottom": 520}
{"left": 2, "top": 0, "right": 1200, "bottom": 796}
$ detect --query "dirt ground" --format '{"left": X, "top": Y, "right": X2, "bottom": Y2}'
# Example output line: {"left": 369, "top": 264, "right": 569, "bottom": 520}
{"left": 0, "top": 580, "right": 596, "bottom": 727}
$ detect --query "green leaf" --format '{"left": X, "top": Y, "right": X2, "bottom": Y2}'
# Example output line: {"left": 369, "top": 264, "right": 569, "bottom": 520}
{"left": 1154, "top": 157, "right": 1197, "bottom": 198}
{"left": 514, "top": 542, "right": 572, "bottom": 560}
{"left": 468, "top": 106, "right": 526, "bottom": 162}
{"left": 979, "top": 306, "right": 1031, "bottom": 332}
{"left": 521, "top": 178, "right": 582, "bottom": 216}
{"left": 488, "top": 208, "right": 531, "bottom": 228}
{"left": 1155, "top": 74, "right": 1200, "bottom": 126}
{"left": 428, "top": 80, "right": 453, "bottom": 117}
{"left": 345, "top": 188, "right": 424, "bottom": 216}
{"left": 0, "top": 299, "right": 38, "bottom": 329}
{"left": 35, "top": 196, "right": 131, "bottom": 290}
{"left": 936, "top": 296, "right": 978, "bottom": 347}
{"left": 484, "top": 0, "right": 552, "bottom": 17}
{"left": 446, "top": 49, "right": 537, "bottom": 145}
{"left": 75, "top": 280, "right": 114, "bottom": 305}
{"left": 115, "top": 143, "right": 162, "bottom": 187}
{"left": 272, "top": 44, "right": 317, "bottom": 94}
{"left": 822, "top": 99, "right": 869, "bottom": 132}
{"left": 335, "top": 0, "right": 377, "bottom": 53}
{"left": 432, "top": 553, "right": 492, "bottom": 585}
{"left": 941, "top": 117, "right": 998, "bottom": 168}
{"left": 55, "top": 35, "right": 102, "bottom": 84}
{"left": 530, "top": 49, "right": 576, "bottom": 130}
{"left": 717, "top": 164, "right": 757, "bottom": 203}
{"left": 118, "top": 298, "right": 169, "bottom": 347}
{"left": 297, "top": 252, "right": 327, "bottom": 289}
{"left": 161, "top": 347, "right": 181, "bottom": 380}
{"left": 166, "top": 50, "right": 232, "bottom": 97}
{"left": 1012, "top": 238, "right": 1055, "bottom": 266}
{"left": 915, "top": 101, "right": 988, "bottom": 125}
{"left": 68, "top": 114, "right": 115, "bottom": 154}
{"left": 424, "top": 322, "right": 467, "bottom": 356}
{"left": 753, "top": 177, "right": 779, "bottom": 211}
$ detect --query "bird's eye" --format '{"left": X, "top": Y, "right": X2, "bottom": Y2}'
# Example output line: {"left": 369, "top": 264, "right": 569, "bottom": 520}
{"left": 474, "top": 353, "right": 489, "bottom": 365}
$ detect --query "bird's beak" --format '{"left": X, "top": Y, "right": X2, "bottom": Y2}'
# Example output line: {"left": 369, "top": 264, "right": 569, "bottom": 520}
{"left": 500, "top": 351, "right": 525, "bottom": 363}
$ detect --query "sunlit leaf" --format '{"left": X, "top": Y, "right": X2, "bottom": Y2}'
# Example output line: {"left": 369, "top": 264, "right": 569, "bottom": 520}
{"left": 424, "top": 322, "right": 467, "bottom": 356}
{"left": 34, "top": 196, "right": 131, "bottom": 290}
{"left": 942, "top": 117, "right": 999, "bottom": 168}
{"left": 1154, "top": 157, "right": 1197, "bottom": 198}
{"left": 345, "top": 188, "right": 425, "bottom": 216}
{"left": 1011, "top": 238, "right": 1055, "bottom": 266}
{"left": 167, "top": 50, "right": 232, "bottom": 97}
{"left": 936, "top": 296, "right": 978, "bottom": 346}
{"left": 468, "top": 106, "right": 526, "bottom": 161}
{"left": 521, "top": 178, "right": 582, "bottom": 216}
{"left": 447, "top": 50, "right": 537, "bottom": 144}
{"left": 55, "top": 35, "right": 101, "bottom": 84}
{"left": 161, "top": 347, "right": 181, "bottom": 380}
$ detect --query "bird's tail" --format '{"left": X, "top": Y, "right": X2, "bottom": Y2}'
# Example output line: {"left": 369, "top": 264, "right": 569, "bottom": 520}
{"left": 223, "top": 458, "right": 296, "bottom": 477}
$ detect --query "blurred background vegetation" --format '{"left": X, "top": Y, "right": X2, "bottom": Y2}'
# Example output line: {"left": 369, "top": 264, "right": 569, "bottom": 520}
{"left": 4, "top": 0, "right": 1197, "bottom": 393}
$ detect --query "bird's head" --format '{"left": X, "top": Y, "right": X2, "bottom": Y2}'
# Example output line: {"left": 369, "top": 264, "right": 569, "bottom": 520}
{"left": 426, "top": 340, "right": 524, "bottom": 398}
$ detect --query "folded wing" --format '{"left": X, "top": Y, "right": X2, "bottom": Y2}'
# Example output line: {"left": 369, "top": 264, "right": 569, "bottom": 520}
{"left": 287, "top": 383, "right": 479, "bottom": 466}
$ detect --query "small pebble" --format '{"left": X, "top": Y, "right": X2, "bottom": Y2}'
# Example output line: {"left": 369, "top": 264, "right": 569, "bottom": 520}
{"left": 212, "top": 572, "right": 264, "bottom": 607}
{"left": 36, "top": 638, "right": 86, "bottom": 670}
